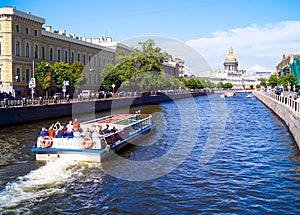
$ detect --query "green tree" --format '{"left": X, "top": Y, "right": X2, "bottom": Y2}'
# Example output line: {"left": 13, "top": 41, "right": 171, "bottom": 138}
{"left": 223, "top": 82, "right": 233, "bottom": 89}
{"left": 260, "top": 78, "right": 268, "bottom": 88}
{"left": 217, "top": 82, "right": 224, "bottom": 88}
{"left": 35, "top": 61, "right": 52, "bottom": 98}
{"left": 268, "top": 74, "right": 279, "bottom": 88}
{"left": 249, "top": 84, "right": 254, "bottom": 89}
{"left": 279, "top": 73, "right": 298, "bottom": 87}
{"left": 103, "top": 39, "right": 172, "bottom": 92}
{"left": 69, "top": 61, "right": 85, "bottom": 88}
{"left": 52, "top": 62, "right": 71, "bottom": 89}
{"left": 256, "top": 84, "right": 261, "bottom": 89}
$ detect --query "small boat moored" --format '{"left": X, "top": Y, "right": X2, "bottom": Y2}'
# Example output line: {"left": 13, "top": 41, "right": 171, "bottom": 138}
{"left": 246, "top": 94, "right": 252, "bottom": 98}
{"left": 220, "top": 92, "right": 236, "bottom": 98}
{"left": 31, "top": 113, "right": 153, "bottom": 162}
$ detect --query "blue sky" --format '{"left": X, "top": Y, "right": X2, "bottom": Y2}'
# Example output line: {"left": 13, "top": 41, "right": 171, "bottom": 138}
{"left": 2, "top": 0, "right": 300, "bottom": 73}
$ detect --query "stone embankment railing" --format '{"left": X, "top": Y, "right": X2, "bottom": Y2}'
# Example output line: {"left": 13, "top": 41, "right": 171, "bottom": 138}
{"left": 253, "top": 90, "right": 300, "bottom": 148}
{"left": 0, "top": 89, "right": 205, "bottom": 108}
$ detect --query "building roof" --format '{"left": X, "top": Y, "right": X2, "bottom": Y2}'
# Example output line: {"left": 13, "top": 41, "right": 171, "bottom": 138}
{"left": 225, "top": 46, "right": 237, "bottom": 62}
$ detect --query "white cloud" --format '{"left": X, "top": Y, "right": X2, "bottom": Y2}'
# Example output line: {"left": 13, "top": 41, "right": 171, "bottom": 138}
{"left": 247, "top": 64, "right": 273, "bottom": 73}
{"left": 185, "top": 21, "right": 300, "bottom": 73}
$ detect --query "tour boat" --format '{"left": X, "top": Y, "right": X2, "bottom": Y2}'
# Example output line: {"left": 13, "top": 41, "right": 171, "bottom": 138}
{"left": 246, "top": 94, "right": 252, "bottom": 98}
{"left": 31, "top": 114, "right": 153, "bottom": 162}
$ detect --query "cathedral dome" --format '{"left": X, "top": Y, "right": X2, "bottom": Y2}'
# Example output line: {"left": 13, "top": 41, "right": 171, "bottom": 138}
{"left": 225, "top": 47, "right": 237, "bottom": 62}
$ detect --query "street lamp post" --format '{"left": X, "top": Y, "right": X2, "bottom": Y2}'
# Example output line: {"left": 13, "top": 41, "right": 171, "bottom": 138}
{"left": 112, "top": 83, "right": 115, "bottom": 95}
{"left": 32, "top": 60, "right": 35, "bottom": 99}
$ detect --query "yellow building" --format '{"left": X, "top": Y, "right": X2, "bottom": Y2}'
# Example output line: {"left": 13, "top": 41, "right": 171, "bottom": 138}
{"left": 0, "top": 6, "right": 180, "bottom": 97}
{"left": 0, "top": 6, "right": 125, "bottom": 97}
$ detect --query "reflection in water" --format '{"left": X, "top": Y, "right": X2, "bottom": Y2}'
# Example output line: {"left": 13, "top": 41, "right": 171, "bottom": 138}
{"left": 0, "top": 95, "right": 300, "bottom": 213}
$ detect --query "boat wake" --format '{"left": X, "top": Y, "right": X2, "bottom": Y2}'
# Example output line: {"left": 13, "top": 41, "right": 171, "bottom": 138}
{"left": 0, "top": 159, "right": 91, "bottom": 213}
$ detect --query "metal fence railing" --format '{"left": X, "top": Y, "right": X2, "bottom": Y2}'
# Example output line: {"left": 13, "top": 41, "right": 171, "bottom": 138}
{"left": 258, "top": 90, "right": 300, "bottom": 114}
{"left": 0, "top": 89, "right": 203, "bottom": 108}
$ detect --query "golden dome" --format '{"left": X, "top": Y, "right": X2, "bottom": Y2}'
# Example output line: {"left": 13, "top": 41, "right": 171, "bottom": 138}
{"left": 225, "top": 47, "right": 237, "bottom": 62}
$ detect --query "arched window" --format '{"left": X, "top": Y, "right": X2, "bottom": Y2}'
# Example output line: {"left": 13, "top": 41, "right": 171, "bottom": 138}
{"left": 83, "top": 54, "right": 86, "bottom": 65}
{"left": 77, "top": 53, "right": 81, "bottom": 62}
{"left": 34, "top": 44, "right": 38, "bottom": 59}
{"left": 25, "top": 43, "right": 30, "bottom": 57}
{"left": 50, "top": 48, "right": 53, "bottom": 61}
{"left": 88, "top": 55, "right": 91, "bottom": 66}
{"left": 64, "top": 50, "right": 68, "bottom": 63}
{"left": 16, "top": 41, "right": 20, "bottom": 56}
{"left": 42, "top": 46, "right": 45, "bottom": 60}
{"left": 57, "top": 49, "right": 61, "bottom": 62}
{"left": 71, "top": 52, "right": 74, "bottom": 63}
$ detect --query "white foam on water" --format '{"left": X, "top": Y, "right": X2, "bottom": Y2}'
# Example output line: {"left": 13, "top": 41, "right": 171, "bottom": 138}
{"left": 0, "top": 159, "right": 82, "bottom": 211}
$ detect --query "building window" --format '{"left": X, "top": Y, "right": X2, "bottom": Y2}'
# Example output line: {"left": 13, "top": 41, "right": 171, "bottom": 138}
{"left": 34, "top": 30, "right": 38, "bottom": 37}
{"left": 16, "top": 68, "right": 21, "bottom": 82}
{"left": 26, "top": 28, "right": 29, "bottom": 35}
{"left": 50, "top": 48, "right": 53, "bottom": 61}
{"left": 16, "top": 25, "right": 20, "bottom": 33}
{"left": 103, "top": 58, "right": 105, "bottom": 66}
{"left": 99, "top": 57, "right": 101, "bottom": 67}
{"left": 64, "top": 50, "right": 68, "bottom": 63}
{"left": 77, "top": 53, "right": 80, "bottom": 62}
{"left": 83, "top": 54, "right": 86, "bottom": 65}
{"left": 88, "top": 55, "right": 91, "bottom": 66}
{"left": 89, "top": 74, "right": 92, "bottom": 84}
{"left": 42, "top": 47, "right": 45, "bottom": 60}
{"left": 25, "top": 43, "right": 30, "bottom": 58}
{"left": 71, "top": 52, "right": 74, "bottom": 64}
{"left": 26, "top": 69, "right": 30, "bottom": 82}
{"left": 94, "top": 57, "right": 96, "bottom": 67}
{"left": 57, "top": 49, "right": 61, "bottom": 62}
{"left": 34, "top": 44, "right": 38, "bottom": 59}
{"left": 16, "top": 41, "right": 20, "bottom": 56}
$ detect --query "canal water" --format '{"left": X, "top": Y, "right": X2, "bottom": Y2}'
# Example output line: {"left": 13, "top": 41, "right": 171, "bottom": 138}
{"left": 0, "top": 93, "right": 300, "bottom": 214}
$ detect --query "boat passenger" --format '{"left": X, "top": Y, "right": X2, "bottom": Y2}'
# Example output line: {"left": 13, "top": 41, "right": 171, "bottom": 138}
{"left": 102, "top": 124, "right": 110, "bottom": 134}
{"left": 53, "top": 121, "right": 61, "bottom": 130}
{"left": 98, "top": 125, "right": 104, "bottom": 135}
{"left": 110, "top": 126, "right": 117, "bottom": 133}
{"left": 84, "top": 127, "right": 92, "bottom": 138}
{"left": 66, "top": 121, "right": 73, "bottom": 137}
{"left": 73, "top": 128, "right": 81, "bottom": 138}
{"left": 48, "top": 124, "right": 56, "bottom": 138}
{"left": 73, "top": 118, "right": 81, "bottom": 132}
{"left": 40, "top": 127, "right": 48, "bottom": 137}
{"left": 62, "top": 126, "right": 68, "bottom": 137}
{"left": 55, "top": 126, "right": 64, "bottom": 138}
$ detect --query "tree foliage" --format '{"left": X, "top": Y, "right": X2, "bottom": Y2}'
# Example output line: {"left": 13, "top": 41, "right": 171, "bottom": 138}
{"left": 35, "top": 61, "right": 52, "bottom": 97}
{"left": 267, "top": 74, "right": 279, "bottom": 88}
{"left": 35, "top": 61, "right": 85, "bottom": 96}
{"left": 260, "top": 78, "right": 268, "bottom": 88}
{"left": 102, "top": 39, "right": 174, "bottom": 92}
{"left": 279, "top": 73, "right": 298, "bottom": 86}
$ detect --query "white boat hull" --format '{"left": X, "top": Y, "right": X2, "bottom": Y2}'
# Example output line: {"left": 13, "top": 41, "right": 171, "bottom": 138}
{"left": 32, "top": 114, "right": 153, "bottom": 163}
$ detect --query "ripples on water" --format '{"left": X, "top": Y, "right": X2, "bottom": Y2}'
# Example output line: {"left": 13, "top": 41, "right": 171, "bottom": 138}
{"left": 1, "top": 93, "right": 300, "bottom": 214}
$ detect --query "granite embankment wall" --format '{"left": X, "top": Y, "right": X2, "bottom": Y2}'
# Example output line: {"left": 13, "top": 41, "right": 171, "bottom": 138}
{"left": 0, "top": 92, "right": 206, "bottom": 127}
{"left": 253, "top": 91, "right": 300, "bottom": 149}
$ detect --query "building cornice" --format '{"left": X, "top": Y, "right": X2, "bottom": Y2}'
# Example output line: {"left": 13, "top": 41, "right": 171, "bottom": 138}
{"left": 42, "top": 30, "right": 115, "bottom": 53}
{"left": 0, "top": 7, "right": 45, "bottom": 24}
